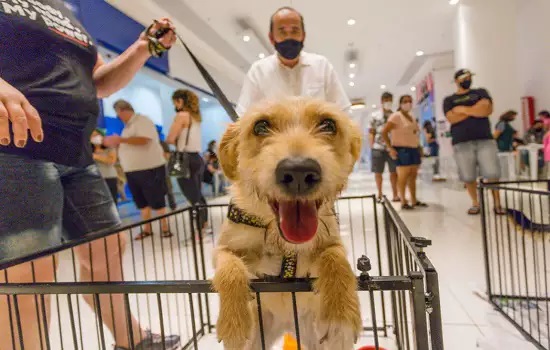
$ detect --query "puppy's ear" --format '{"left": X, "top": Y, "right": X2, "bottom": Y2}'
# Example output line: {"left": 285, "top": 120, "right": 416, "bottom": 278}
{"left": 219, "top": 122, "right": 240, "bottom": 181}
{"left": 349, "top": 122, "right": 363, "bottom": 163}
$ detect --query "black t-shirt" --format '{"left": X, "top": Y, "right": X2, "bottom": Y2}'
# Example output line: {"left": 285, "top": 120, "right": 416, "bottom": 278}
{"left": 0, "top": 0, "right": 99, "bottom": 166}
{"left": 443, "top": 88, "right": 493, "bottom": 145}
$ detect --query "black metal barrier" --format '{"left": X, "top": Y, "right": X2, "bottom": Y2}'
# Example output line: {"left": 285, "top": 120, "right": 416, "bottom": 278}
{"left": 0, "top": 195, "right": 443, "bottom": 350}
{"left": 480, "top": 179, "right": 550, "bottom": 350}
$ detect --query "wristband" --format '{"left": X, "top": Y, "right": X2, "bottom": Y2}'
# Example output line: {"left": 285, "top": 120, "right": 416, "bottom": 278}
{"left": 144, "top": 24, "right": 171, "bottom": 58}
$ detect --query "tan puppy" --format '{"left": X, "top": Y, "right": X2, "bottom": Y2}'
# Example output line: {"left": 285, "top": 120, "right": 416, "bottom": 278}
{"left": 212, "top": 97, "right": 363, "bottom": 350}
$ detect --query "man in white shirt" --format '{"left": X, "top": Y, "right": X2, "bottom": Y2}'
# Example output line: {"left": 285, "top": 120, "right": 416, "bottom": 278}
{"left": 104, "top": 100, "right": 171, "bottom": 239}
{"left": 236, "top": 6, "right": 350, "bottom": 116}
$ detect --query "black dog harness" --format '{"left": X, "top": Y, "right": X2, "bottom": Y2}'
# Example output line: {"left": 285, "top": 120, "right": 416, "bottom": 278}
{"left": 227, "top": 203, "right": 298, "bottom": 279}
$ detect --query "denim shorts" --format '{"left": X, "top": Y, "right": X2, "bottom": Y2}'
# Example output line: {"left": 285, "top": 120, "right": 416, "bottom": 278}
{"left": 394, "top": 147, "right": 421, "bottom": 167}
{"left": 0, "top": 152, "right": 121, "bottom": 263}
{"left": 453, "top": 139, "right": 501, "bottom": 183}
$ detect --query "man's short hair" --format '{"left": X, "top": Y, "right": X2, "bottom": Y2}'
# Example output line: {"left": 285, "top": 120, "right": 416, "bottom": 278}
{"left": 269, "top": 6, "right": 305, "bottom": 33}
{"left": 539, "top": 110, "right": 550, "bottom": 118}
{"left": 113, "top": 99, "right": 134, "bottom": 112}
{"left": 381, "top": 92, "right": 393, "bottom": 101}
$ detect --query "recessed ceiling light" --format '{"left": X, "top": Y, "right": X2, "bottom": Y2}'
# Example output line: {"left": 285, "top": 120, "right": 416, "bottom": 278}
{"left": 349, "top": 73, "right": 355, "bottom": 79}
{"left": 202, "top": 97, "right": 209, "bottom": 102}
{"left": 349, "top": 63, "right": 356, "bottom": 69}
{"left": 449, "top": 0, "right": 459, "bottom": 5}
{"left": 349, "top": 81, "right": 355, "bottom": 87}
{"left": 258, "top": 53, "right": 265, "bottom": 59}
{"left": 347, "top": 19, "right": 356, "bottom": 26}
{"left": 380, "top": 84, "right": 386, "bottom": 89}
{"left": 372, "top": 104, "right": 377, "bottom": 108}
{"left": 416, "top": 50, "right": 425, "bottom": 57}
{"left": 411, "top": 86, "right": 417, "bottom": 92}
{"left": 243, "top": 35, "right": 251, "bottom": 42}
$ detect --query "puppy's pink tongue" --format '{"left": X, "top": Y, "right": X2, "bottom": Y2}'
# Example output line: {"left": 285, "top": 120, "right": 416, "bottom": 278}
{"left": 278, "top": 201, "right": 318, "bottom": 244}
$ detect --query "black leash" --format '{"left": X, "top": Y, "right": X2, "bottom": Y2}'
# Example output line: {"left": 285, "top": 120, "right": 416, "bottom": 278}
{"left": 146, "top": 24, "right": 239, "bottom": 122}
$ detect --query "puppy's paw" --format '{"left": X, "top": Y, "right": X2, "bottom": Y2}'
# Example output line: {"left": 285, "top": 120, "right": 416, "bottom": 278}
{"left": 319, "top": 321, "right": 358, "bottom": 349}
{"left": 216, "top": 300, "right": 252, "bottom": 349}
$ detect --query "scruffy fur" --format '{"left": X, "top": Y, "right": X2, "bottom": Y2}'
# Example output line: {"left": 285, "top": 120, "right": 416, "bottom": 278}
{"left": 213, "top": 97, "right": 363, "bottom": 349}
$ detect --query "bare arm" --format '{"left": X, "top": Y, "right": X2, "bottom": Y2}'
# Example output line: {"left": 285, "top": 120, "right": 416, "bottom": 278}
{"left": 381, "top": 121, "right": 395, "bottom": 150}
{"left": 93, "top": 149, "right": 117, "bottom": 165}
{"left": 166, "top": 112, "right": 190, "bottom": 145}
{"left": 445, "top": 110, "right": 470, "bottom": 125}
{"left": 493, "top": 129, "right": 502, "bottom": 139}
{"left": 368, "top": 129, "right": 375, "bottom": 147}
{"left": 93, "top": 19, "right": 176, "bottom": 98}
{"left": 460, "top": 99, "right": 493, "bottom": 117}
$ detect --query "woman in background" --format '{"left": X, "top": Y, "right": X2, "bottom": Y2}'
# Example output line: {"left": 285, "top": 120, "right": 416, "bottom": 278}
{"left": 423, "top": 120, "right": 443, "bottom": 181}
{"left": 167, "top": 89, "right": 208, "bottom": 230}
{"left": 494, "top": 110, "right": 518, "bottom": 152}
{"left": 382, "top": 95, "right": 427, "bottom": 210}
{"left": 91, "top": 128, "right": 118, "bottom": 203}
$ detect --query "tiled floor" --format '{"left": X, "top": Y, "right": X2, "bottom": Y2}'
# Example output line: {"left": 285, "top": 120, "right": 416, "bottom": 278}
{"left": 40, "top": 169, "right": 543, "bottom": 349}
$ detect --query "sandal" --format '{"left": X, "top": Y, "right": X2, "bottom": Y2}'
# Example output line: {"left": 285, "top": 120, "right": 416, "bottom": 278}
{"left": 494, "top": 207, "right": 507, "bottom": 216}
{"left": 134, "top": 231, "right": 153, "bottom": 240}
{"left": 161, "top": 230, "right": 174, "bottom": 238}
{"left": 377, "top": 197, "right": 384, "bottom": 204}
{"left": 414, "top": 201, "right": 428, "bottom": 207}
{"left": 467, "top": 206, "right": 481, "bottom": 215}
{"left": 401, "top": 204, "right": 415, "bottom": 210}
{"left": 392, "top": 197, "right": 401, "bottom": 202}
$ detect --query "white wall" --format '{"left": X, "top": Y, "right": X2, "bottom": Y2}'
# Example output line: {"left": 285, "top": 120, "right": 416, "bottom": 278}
{"left": 516, "top": 0, "right": 550, "bottom": 118}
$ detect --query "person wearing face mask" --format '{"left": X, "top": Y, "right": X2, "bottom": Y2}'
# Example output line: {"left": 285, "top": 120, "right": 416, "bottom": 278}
{"left": 381, "top": 95, "right": 427, "bottom": 210}
{"left": 369, "top": 92, "right": 399, "bottom": 202}
{"left": 91, "top": 128, "right": 119, "bottom": 203}
{"left": 236, "top": 6, "right": 350, "bottom": 116}
{"left": 443, "top": 69, "right": 504, "bottom": 215}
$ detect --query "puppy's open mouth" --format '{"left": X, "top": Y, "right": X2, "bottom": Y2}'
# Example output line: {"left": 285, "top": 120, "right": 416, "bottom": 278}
{"left": 269, "top": 200, "right": 323, "bottom": 244}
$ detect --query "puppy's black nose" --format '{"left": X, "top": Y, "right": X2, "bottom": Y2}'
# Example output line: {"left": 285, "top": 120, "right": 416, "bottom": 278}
{"left": 276, "top": 157, "right": 322, "bottom": 195}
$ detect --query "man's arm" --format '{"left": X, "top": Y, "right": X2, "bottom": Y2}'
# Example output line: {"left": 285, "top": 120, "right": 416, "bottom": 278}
{"left": 458, "top": 99, "right": 493, "bottom": 117}
{"left": 443, "top": 97, "right": 469, "bottom": 125}
{"left": 236, "top": 69, "right": 262, "bottom": 117}
{"left": 93, "top": 19, "right": 176, "bottom": 98}
{"left": 368, "top": 129, "right": 376, "bottom": 147}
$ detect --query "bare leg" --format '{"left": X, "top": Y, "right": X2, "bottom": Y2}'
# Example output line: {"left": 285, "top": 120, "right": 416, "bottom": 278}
{"left": 0, "top": 257, "right": 56, "bottom": 350}
{"left": 396, "top": 167, "right": 411, "bottom": 206}
{"left": 408, "top": 166, "right": 419, "bottom": 204}
{"left": 154, "top": 207, "right": 169, "bottom": 232}
{"left": 465, "top": 181, "right": 479, "bottom": 207}
{"left": 375, "top": 173, "right": 383, "bottom": 198}
{"left": 488, "top": 178, "right": 502, "bottom": 209}
{"left": 390, "top": 172, "right": 399, "bottom": 200}
{"left": 139, "top": 207, "right": 152, "bottom": 233}
{"left": 75, "top": 232, "right": 145, "bottom": 349}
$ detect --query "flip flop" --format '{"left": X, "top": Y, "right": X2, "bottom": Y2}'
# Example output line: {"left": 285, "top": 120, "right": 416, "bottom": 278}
{"left": 494, "top": 207, "right": 507, "bottom": 216}
{"left": 134, "top": 231, "right": 153, "bottom": 240}
{"left": 392, "top": 197, "right": 401, "bottom": 202}
{"left": 401, "top": 204, "right": 415, "bottom": 210}
{"left": 414, "top": 201, "right": 428, "bottom": 207}
{"left": 161, "top": 230, "right": 174, "bottom": 238}
{"left": 468, "top": 206, "right": 481, "bottom": 215}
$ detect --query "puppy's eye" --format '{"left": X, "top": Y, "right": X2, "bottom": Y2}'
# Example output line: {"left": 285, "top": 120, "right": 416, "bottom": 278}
{"left": 253, "top": 120, "right": 271, "bottom": 136}
{"left": 319, "top": 118, "right": 337, "bottom": 134}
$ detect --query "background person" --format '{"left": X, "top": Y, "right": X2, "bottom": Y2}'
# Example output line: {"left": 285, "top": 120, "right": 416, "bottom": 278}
{"left": 494, "top": 110, "right": 518, "bottom": 152}
{"left": 540, "top": 110, "right": 550, "bottom": 131}
{"left": 166, "top": 89, "right": 209, "bottom": 232}
{"left": 0, "top": 9, "right": 179, "bottom": 349}
{"left": 236, "top": 6, "right": 350, "bottom": 115}
{"left": 159, "top": 133, "right": 178, "bottom": 210}
{"left": 105, "top": 100, "right": 172, "bottom": 239}
{"left": 443, "top": 69, "right": 505, "bottom": 215}
{"left": 382, "top": 95, "right": 427, "bottom": 210}
{"left": 91, "top": 128, "right": 119, "bottom": 203}
{"left": 423, "top": 120, "right": 444, "bottom": 181}
{"left": 370, "top": 92, "right": 399, "bottom": 202}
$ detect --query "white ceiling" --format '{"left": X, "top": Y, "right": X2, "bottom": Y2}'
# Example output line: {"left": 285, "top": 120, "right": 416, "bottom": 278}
{"left": 110, "top": 0, "right": 457, "bottom": 105}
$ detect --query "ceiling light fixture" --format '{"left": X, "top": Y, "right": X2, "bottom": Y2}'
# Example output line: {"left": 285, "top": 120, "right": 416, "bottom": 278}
{"left": 416, "top": 50, "right": 425, "bottom": 56}
{"left": 258, "top": 53, "right": 265, "bottom": 59}
{"left": 380, "top": 84, "right": 386, "bottom": 89}
{"left": 372, "top": 104, "right": 377, "bottom": 109}
{"left": 349, "top": 63, "right": 356, "bottom": 69}
{"left": 411, "top": 86, "right": 417, "bottom": 92}
{"left": 202, "top": 97, "right": 210, "bottom": 103}
{"left": 349, "top": 81, "right": 355, "bottom": 87}
{"left": 242, "top": 35, "right": 251, "bottom": 42}
{"left": 347, "top": 18, "right": 356, "bottom": 26}
{"left": 349, "top": 73, "right": 355, "bottom": 79}
{"left": 449, "top": 0, "right": 460, "bottom": 5}
{"left": 350, "top": 103, "right": 366, "bottom": 110}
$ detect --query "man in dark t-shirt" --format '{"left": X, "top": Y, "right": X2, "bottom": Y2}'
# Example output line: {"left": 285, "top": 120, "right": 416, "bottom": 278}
{"left": 443, "top": 69, "right": 504, "bottom": 215}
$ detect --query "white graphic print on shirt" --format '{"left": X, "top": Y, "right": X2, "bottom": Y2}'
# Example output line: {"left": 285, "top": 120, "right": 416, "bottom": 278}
{"left": 0, "top": 0, "right": 92, "bottom": 47}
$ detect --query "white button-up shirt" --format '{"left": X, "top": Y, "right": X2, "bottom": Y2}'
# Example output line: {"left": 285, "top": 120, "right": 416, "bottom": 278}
{"left": 236, "top": 51, "right": 351, "bottom": 116}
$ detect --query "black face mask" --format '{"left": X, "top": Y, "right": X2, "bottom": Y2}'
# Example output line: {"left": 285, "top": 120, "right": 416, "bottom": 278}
{"left": 274, "top": 39, "right": 304, "bottom": 60}
{"left": 175, "top": 107, "right": 184, "bottom": 113}
{"left": 460, "top": 79, "right": 472, "bottom": 90}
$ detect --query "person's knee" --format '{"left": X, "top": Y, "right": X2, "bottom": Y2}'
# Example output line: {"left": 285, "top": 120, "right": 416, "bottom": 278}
{"left": 0, "top": 257, "right": 56, "bottom": 284}
{"left": 76, "top": 233, "right": 128, "bottom": 273}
